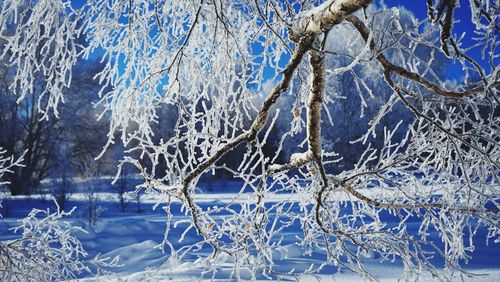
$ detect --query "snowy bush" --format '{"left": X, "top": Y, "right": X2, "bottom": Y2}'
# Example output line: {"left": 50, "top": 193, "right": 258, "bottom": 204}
{"left": 1, "top": 150, "right": 118, "bottom": 281}
{"left": 79, "top": 156, "right": 103, "bottom": 226}
{"left": 0, "top": 202, "right": 119, "bottom": 281}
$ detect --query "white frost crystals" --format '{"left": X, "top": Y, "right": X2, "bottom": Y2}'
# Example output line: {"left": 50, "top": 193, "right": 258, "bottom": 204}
{"left": 0, "top": 202, "right": 119, "bottom": 281}
{"left": 0, "top": 148, "right": 24, "bottom": 186}
{"left": 1, "top": 0, "right": 499, "bottom": 280}
{"left": 0, "top": 0, "right": 84, "bottom": 118}
{"left": 0, "top": 150, "right": 118, "bottom": 281}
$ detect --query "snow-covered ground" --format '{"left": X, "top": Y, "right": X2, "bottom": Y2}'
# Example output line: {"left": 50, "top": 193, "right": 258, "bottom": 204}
{"left": 1, "top": 181, "right": 499, "bottom": 281}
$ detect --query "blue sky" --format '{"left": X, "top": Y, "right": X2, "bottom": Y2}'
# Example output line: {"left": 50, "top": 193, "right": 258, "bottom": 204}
{"left": 72, "top": 0, "right": 495, "bottom": 87}
{"left": 384, "top": 0, "right": 498, "bottom": 81}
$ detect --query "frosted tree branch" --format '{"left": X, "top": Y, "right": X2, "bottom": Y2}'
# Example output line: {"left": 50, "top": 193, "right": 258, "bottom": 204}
{"left": 1, "top": 0, "right": 499, "bottom": 280}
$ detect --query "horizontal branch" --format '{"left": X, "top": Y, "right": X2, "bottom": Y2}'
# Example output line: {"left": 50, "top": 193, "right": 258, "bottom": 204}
{"left": 334, "top": 178, "right": 496, "bottom": 214}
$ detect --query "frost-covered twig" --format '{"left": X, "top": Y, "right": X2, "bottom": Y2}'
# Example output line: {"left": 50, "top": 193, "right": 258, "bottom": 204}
{"left": 180, "top": 34, "right": 315, "bottom": 252}
{"left": 0, "top": 149, "right": 24, "bottom": 186}
{"left": 346, "top": 15, "right": 500, "bottom": 98}
{"left": 2, "top": 0, "right": 499, "bottom": 280}
{"left": 0, "top": 202, "right": 119, "bottom": 281}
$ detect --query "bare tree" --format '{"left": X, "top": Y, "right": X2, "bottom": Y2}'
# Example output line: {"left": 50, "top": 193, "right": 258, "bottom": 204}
{"left": 50, "top": 145, "right": 73, "bottom": 212}
{"left": 78, "top": 155, "right": 102, "bottom": 226}
{"left": 0, "top": 38, "right": 110, "bottom": 196}
{"left": 1, "top": 0, "right": 498, "bottom": 280}
{"left": 0, "top": 69, "right": 62, "bottom": 195}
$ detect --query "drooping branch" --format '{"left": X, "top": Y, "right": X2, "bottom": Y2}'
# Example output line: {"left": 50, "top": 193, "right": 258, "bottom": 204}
{"left": 386, "top": 73, "right": 500, "bottom": 170}
{"left": 333, "top": 177, "right": 496, "bottom": 214}
{"left": 305, "top": 14, "right": 499, "bottom": 230}
{"left": 346, "top": 15, "right": 500, "bottom": 98}
{"left": 347, "top": 14, "right": 500, "bottom": 170}
{"left": 135, "top": 0, "right": 205, "bottom": 92}
{"left": 180, "top": 35, "right": 314, "bottom": 243}
{"left": 180, "top": 0, "right": 374, "bottom": 248}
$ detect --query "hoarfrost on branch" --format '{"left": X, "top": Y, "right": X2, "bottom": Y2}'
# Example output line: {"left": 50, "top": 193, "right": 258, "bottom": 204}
{"left": 1, "top": 0, "right": 499, "bottom": 279}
